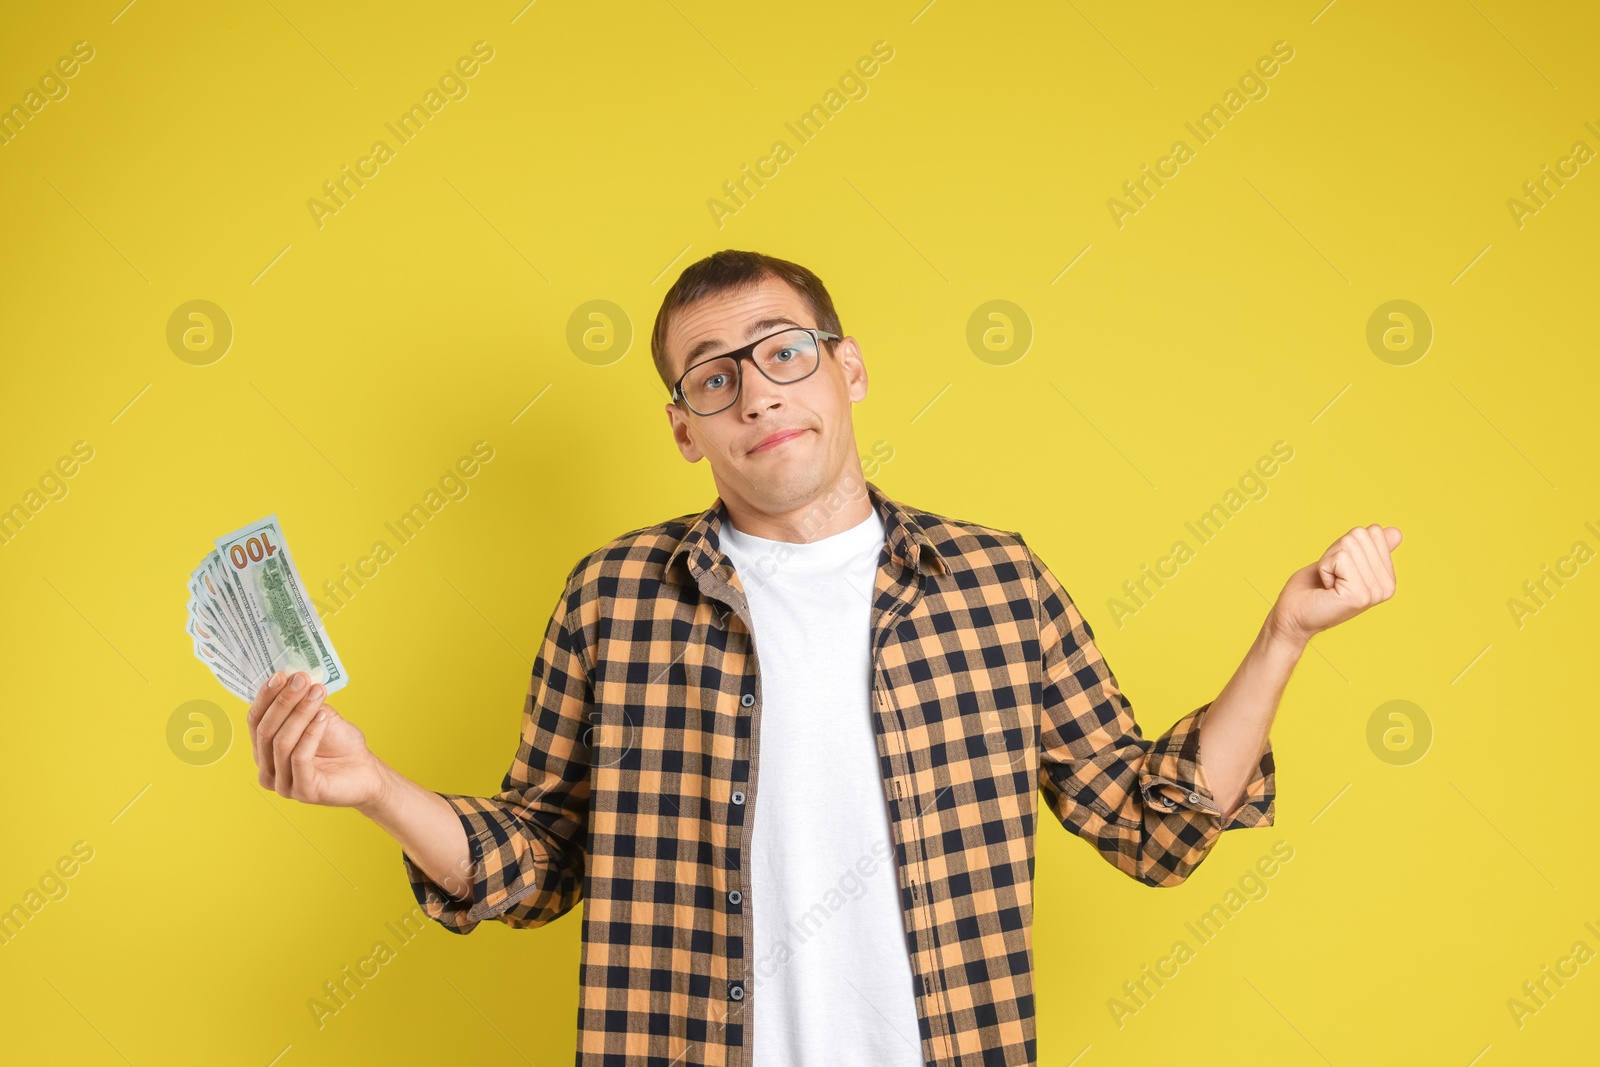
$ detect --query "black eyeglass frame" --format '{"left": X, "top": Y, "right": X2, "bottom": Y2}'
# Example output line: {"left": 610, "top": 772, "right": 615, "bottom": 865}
{"left": 670, "top": 326, "right": 842, "bottom": 415}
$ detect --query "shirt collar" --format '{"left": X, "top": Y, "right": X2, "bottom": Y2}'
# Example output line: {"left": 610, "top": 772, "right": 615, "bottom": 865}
{"left": 668, "top": 478, "right": 951, "bottom": 581}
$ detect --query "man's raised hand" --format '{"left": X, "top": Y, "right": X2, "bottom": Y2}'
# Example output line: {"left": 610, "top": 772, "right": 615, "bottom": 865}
{"left": 1272, "top": 523, "right": 1403, "bottom": 645}
{"left": 247, "top": 671, "right": 387, "bottom": 811}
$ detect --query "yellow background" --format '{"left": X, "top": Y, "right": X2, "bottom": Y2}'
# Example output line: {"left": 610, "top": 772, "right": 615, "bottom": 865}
{"left": 2, "top": 0, "right": 1596, "bottom": 1063}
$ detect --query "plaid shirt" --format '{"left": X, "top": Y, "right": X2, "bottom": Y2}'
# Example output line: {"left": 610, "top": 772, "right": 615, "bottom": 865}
{"left": 402, "top": 478, "right": 1275, "bottom": 1066}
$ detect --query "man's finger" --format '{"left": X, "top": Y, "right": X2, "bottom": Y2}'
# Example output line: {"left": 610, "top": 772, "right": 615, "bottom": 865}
{"left": 1343, "top": 528, "right": 1383, "bottom": 604}
{"left": 273, "top": 683, "right": 325, "bottom": 795}
{"left": 289, "top": 706, "right": 332, "bottom": 800}
{"left": 1355, "top": 525, "right": 1395, "bottom": 596}
{"left": 248, "top": 672, "right": 287, "bottom": 765}
{"left": 1356, "top": 524, "right": 1396, "bottom": 593}
{"left": 1318, "top": 548, "right": 1348, "bottom": 590}
{"left": 258, "top": 672, "right": 316, "bottom": 781}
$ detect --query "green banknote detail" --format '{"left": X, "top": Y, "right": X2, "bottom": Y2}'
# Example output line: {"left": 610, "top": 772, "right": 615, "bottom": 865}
{"left": 210, "top": 514, "right": 350, "bottom": 695}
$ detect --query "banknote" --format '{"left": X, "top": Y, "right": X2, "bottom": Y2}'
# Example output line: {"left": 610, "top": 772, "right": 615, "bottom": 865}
{"left": 198, "top": 555, "right": 266, "bottom": 677}
{"left": 186, "top": 514, "right": 348, "bottom": 700}
{"left": 186, "top": 576, "right": 252, "bottom": 668}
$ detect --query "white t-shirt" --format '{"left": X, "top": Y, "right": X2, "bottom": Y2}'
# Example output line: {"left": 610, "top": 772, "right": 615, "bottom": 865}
{"left": 720, "top": 506, "right": 925, "bottom": 1067}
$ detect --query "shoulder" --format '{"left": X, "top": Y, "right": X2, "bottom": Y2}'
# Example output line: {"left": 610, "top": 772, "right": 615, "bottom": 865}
{"left": 560, "top": 508, "right": 704, "bottom": 593}
{"left": 538, "top": 510, "right": 703, "bottom": 652}
{"left": 894, "top": 497, "right": 1037, "bottom": 583}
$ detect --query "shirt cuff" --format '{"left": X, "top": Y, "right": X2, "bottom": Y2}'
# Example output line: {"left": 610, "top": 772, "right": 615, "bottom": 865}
{"left": 1139, "top": 700, "right": 1276, "bottom": 831}
{"left": 399, "top": 793, "right": 522, "bottom": 935}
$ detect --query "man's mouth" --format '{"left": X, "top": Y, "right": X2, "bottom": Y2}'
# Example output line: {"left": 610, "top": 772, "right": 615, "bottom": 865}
{"left": 750, "top": 428, "right": 808, "bottom": 453}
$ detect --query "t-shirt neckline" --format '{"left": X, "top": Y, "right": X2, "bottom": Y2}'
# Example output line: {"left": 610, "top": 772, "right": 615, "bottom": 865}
{"left": 721, "top": 505, "right": 885, "bottom": 568}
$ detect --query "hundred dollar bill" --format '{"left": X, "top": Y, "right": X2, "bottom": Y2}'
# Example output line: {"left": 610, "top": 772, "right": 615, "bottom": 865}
{"left": 191, "top": 634, "right": 256, "bottom": 701}
{"left": 197, "top": 658, "right": 253, "bottom": 702}
{"left": 190, "top": 565, "right": 253, "bottom": 695}
{"left": 186, "top": 580, "right": 253, "bottom": 675}
{"left": 193, "top": 558, "right": 266, "bottom": 679}
{"left": 183, "top": 596, "right": 257, "bottom": 698}
{"left": 210, "top": 514, "right": 349, "bottom": 694}
{"left": 186, "top": 611, "right": 249, "bottom": 682}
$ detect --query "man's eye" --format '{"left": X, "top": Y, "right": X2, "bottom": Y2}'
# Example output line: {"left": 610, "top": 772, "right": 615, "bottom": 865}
{"left": 701, "top": 373, "right": 729, "bottom": 391}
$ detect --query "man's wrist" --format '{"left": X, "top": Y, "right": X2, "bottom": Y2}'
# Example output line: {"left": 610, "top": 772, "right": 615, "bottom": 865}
{"left": 356, "top": 757, "right": 399, "bottom": 824}
{"left": 1265, "top": 606, "right": 1311, "bottom": 658}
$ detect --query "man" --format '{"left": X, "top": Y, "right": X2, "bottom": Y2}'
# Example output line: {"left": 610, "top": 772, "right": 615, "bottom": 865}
{"left": 248, "top": 250, "right": 1401, "bottom": 1066}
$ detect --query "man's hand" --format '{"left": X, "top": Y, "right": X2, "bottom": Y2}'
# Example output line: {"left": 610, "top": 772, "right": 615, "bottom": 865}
{"left": 1272, "top": 523, "right": 1402, "bottom": 645}
{"left": 247, "top": 671, "right": 387, "bottom": 811}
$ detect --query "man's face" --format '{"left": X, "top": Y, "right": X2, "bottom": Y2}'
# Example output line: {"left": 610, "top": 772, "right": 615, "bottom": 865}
{"left": 662, "top": 274, "right": 868, "bottom": 518}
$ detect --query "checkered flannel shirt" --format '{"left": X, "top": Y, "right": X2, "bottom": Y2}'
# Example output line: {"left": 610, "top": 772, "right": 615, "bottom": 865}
{"left": 401, "top": 478, "right": 1276, "bottom": 1066}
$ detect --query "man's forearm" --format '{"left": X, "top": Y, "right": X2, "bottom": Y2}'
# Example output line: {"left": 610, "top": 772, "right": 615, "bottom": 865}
{"left": 357, "top": 758, "right": 476, "bottom": 902}
{"left": 1196, "top": 610, "right": 1306, "bottom": 816}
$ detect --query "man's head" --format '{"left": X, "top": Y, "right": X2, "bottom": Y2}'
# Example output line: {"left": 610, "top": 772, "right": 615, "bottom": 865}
{"left": 653, "top": 250, "right": 870, "bottom": 535}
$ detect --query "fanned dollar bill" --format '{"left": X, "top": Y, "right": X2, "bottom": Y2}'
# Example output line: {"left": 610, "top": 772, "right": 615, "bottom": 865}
{"left": 186, "top": 514, "right": 348, "bottom": 699}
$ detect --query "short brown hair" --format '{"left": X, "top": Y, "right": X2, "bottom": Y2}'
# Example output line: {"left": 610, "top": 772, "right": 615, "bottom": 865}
{"left": 650, "top": 249, "right": 844, "bottom": 397}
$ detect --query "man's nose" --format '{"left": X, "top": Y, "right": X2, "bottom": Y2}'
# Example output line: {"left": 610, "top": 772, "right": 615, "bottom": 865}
{"left": 739, "top": 363, "right": 785, "bottom": 417}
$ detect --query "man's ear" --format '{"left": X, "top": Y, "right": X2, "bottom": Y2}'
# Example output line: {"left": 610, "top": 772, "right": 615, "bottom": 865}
{"left": 665, "top": 402, "right": 704, "bottom": 463}
{"left": 837, "top": 337, "right": 868, "bottom": 402}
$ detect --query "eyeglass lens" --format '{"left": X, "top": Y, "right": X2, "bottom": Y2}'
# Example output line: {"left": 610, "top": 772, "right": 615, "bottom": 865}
{"left": 682, "top": 328, "right": 819, "bottom": 414}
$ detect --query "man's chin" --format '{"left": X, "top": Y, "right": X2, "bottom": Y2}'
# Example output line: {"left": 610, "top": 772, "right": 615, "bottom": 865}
{"left": 764, "top": 463, "right": 838, "bottom": 503}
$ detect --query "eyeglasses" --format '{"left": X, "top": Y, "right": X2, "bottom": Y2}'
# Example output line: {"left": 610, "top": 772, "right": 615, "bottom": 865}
{"left": 671, "top": 326, "right": 841, "bottom": 416}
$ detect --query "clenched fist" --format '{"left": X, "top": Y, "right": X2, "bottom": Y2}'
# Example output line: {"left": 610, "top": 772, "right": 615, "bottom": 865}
{"left": 1273, "top": 524, "right": 1403, "bottom": 644}
{"left": 247, "top": 671, "right": 387, "bottom": 811}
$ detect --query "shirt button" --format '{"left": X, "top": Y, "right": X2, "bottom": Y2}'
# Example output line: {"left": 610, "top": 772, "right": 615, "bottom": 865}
{"left": 741, "top": 693, "right": 755, "bottom": 707}
{"left": 731, "top": 791, "right": 745, "bottom": 805}
{"left": 729, "top": 982, "right": 745, "bottom": 1001}
{"left": 728, "top": 889, "right": 742, "bottom": 905}
{"left": 1188, "top": 793, "right": 1201, "bottom": 803}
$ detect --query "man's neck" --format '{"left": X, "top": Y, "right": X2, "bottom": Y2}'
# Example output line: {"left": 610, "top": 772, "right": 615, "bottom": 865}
{"left": 720, "top": 468, "right": 875, "bottom": 544}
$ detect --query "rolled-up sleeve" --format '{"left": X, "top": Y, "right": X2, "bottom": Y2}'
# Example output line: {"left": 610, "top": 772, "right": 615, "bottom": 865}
{"left": 401, "top": 564, "right": 594, "bottom": 933}
{"left": 1023, "top": 539, "right": 1275, "bottom": 887}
